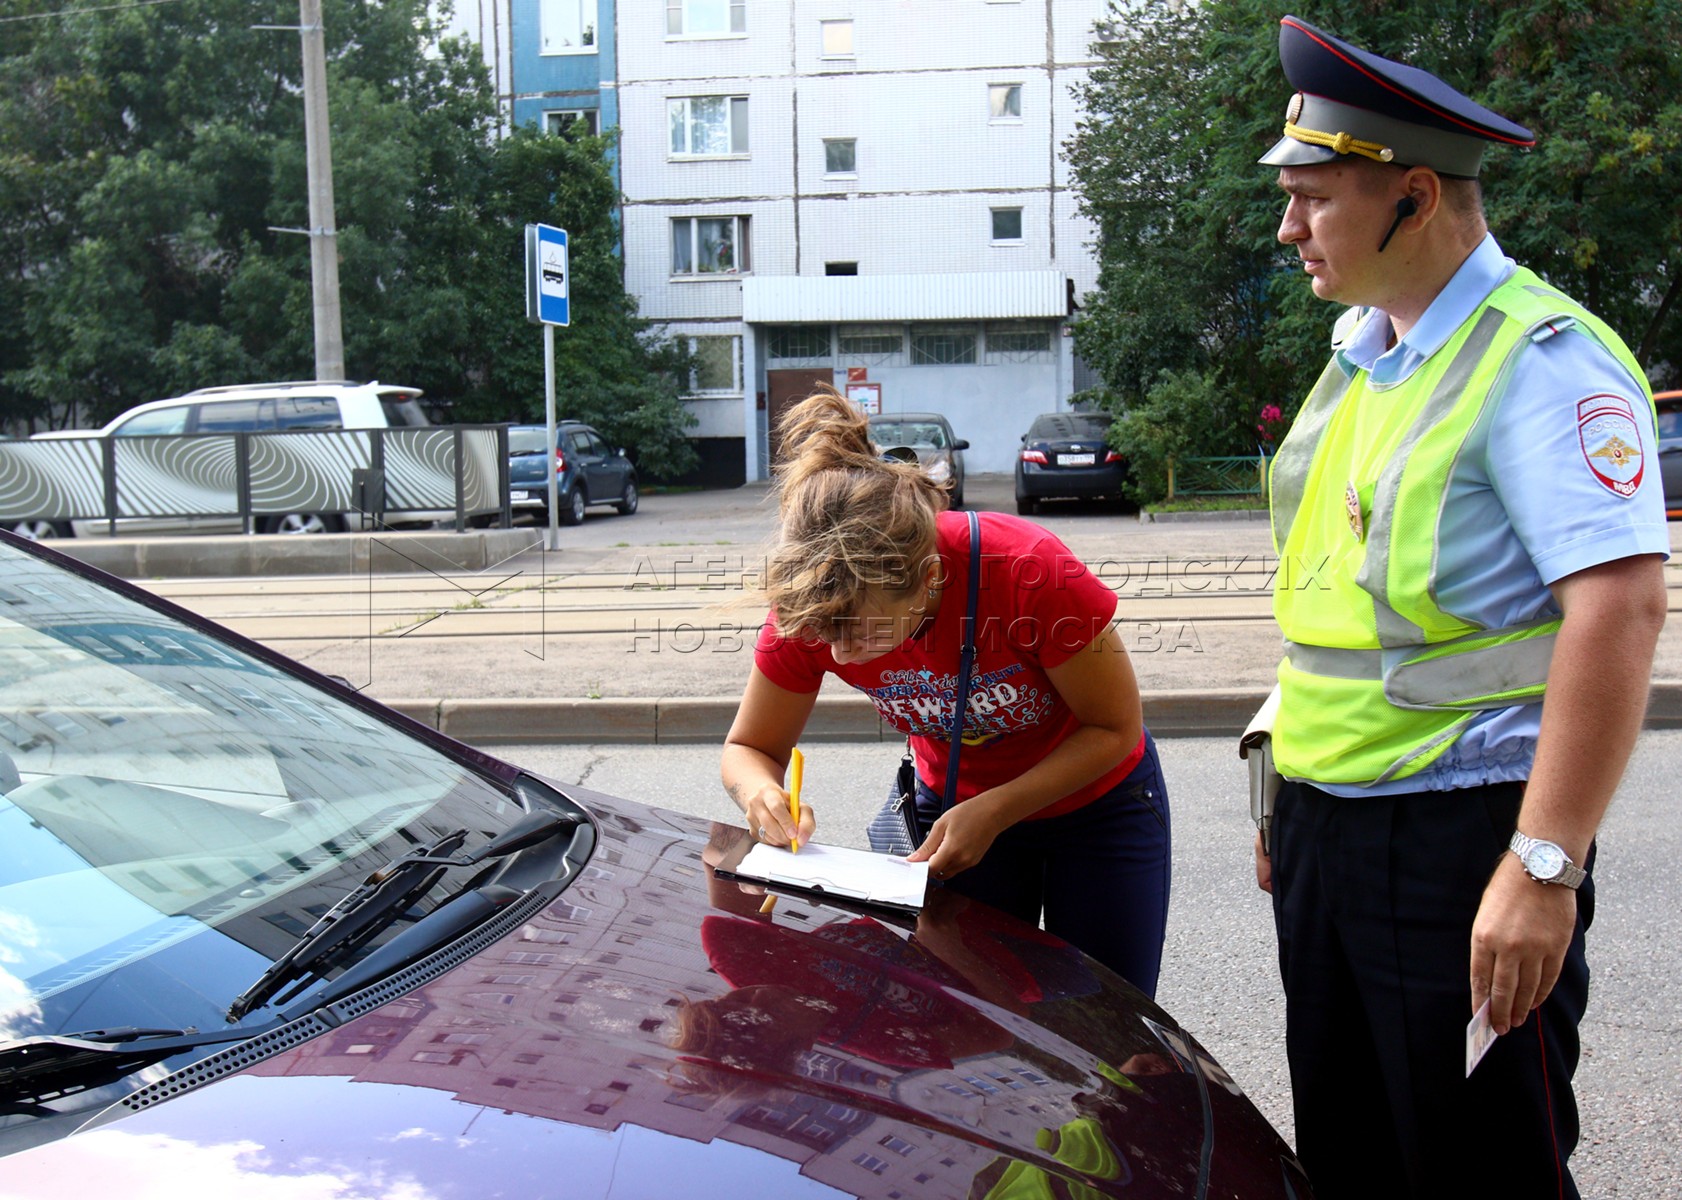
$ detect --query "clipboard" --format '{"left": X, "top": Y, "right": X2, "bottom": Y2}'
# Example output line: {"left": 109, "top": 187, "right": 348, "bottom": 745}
{"left": 711, "top": 831, "right": 929, "bottom": 915}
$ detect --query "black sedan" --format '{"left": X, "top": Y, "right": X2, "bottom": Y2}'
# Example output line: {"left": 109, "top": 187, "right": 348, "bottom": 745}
{"left": 0, "top": 531, "right": 1311, "bottom": 1198}
{"left": 1016, "top": 411, "right": 1130, "bottom": 515}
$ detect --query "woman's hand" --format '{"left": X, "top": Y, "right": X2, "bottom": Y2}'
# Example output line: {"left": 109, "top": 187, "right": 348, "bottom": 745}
{"left": 737, "top": 782, "right": 817, "bottom": 849}
{"left": 908, "top": 798, "right": 1007, "bottom": 879}
{"left": 721, "top": 668, "right": 821, "bottom": 847}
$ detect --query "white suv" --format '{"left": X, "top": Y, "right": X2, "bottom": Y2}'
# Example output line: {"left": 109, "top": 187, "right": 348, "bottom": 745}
{"left": 60, "top": 380, "right": 430, "bottom": 439}
{"left": 21, "top": 381, "right": 434, "bottom": 536}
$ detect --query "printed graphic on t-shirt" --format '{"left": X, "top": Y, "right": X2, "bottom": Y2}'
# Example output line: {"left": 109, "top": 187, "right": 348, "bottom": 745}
{"left": 861, "top": 663, "right": 1056, "bottom": 744}
{"left": 1577, "top": 394, "right": 1646, "bottom": 498}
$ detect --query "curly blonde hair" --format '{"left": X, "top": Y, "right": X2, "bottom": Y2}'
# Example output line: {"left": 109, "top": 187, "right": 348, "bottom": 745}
{"left": 767, "top": 386, "right": 948, "bottom": 640}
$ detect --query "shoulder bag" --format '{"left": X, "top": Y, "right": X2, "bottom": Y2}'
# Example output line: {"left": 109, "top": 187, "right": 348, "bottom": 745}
{"left": 866, "top": 510, "right": 982, "bottom": 855}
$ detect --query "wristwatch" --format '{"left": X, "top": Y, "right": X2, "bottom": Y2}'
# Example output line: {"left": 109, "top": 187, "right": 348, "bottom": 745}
{"left": 1508, "top": 831, "right": 1586, "bottom": 889}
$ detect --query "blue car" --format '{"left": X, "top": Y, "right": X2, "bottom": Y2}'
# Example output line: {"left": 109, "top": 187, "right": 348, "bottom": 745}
{"left": 508, "top": 422, "right": 638, "bottom": 525}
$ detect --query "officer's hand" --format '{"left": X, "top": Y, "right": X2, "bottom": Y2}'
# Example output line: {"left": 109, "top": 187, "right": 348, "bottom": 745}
{"left": 1469, "top": 853, "right": 1576, "bottom": 1035}
{"left": 1254, "top": 830, "right": 1272, "bottom": 894}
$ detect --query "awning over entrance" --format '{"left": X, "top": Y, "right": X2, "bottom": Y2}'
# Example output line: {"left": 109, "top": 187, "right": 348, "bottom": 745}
{"left": 742, "top": 271, "right": 1068, "bottom": 324}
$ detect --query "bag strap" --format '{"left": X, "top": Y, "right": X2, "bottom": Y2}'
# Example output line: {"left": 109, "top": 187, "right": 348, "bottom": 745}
{"left": 938, "top": 510, "right": 982, "bottom": 812}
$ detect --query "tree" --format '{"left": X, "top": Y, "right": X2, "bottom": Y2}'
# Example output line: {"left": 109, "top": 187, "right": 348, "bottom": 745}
{"left": 0, "top": 0, "right": 695, "bottom": 478}
{"left": 1068, "top": 0, "right": 1682, "bottom": 501}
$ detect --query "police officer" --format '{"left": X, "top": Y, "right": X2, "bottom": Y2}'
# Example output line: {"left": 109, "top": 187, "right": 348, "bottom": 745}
{"left": 1252, "top": 16, "right": 1669, "bottom": 1199}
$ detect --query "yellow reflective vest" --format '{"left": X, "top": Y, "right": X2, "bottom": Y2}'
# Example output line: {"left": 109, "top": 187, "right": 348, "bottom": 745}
{"left": 1269, "top": 268, "right": 1652, "bottom": 785}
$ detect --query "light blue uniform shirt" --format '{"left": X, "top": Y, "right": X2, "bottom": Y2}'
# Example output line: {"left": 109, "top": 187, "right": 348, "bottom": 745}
{"left": 1316, "top": 234, "right": 1669, "bottom": 796}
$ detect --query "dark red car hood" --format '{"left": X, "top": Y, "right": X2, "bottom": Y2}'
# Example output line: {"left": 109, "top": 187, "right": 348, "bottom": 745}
{"left": 3, "top": 788, "right": 1307, "bottom": 1199}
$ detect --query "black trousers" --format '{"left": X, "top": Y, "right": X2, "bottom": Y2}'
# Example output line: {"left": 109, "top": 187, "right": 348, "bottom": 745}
{"left": 1270, "top": 780, "right": 1592, "bottom": 1200}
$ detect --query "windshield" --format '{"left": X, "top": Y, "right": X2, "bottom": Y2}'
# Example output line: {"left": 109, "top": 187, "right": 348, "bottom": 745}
{"left": 509, "top": 428, "right": 552, "bottom": 455}
{"left": 0, "top": 541, "right": 528, "bottom": 1118}
{"left": 1030, "top": 413, "right": 1111, "bottom": 440}
{"left": 871, "top": 421, "right": 948, "bottom": 449}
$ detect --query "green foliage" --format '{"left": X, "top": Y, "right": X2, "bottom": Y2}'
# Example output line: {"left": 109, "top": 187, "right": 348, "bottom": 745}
{"left": 1085, "top": 370, "right": 1247, "bottom": 505}
{"left": 1069, "top": 0, "right": 1682, "bottom": 502}
{"left": 0, "top": 0, "right": 694, "bottom": 478}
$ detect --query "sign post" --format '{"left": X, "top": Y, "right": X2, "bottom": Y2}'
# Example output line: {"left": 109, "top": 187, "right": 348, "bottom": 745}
{"left": 525, "top": 224, "right": 571, "bottom": 549}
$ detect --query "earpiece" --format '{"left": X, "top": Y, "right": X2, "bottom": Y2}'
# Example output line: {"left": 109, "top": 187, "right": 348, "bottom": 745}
{"left": 1378, "top": 195, "right": 1419, "bottom": 252}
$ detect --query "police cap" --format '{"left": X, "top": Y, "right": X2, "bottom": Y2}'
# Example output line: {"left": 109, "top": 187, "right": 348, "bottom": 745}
{"left": 1258, "top": 15, "right": 1534, "bottom": 178}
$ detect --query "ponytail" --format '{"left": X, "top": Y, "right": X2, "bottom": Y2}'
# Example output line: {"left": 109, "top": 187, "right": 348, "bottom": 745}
{"left": 766, "top": 386, "right": 947, "bottom": 640}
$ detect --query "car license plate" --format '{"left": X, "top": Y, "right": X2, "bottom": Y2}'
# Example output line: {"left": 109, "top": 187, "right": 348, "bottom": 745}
{"left": 512, "top": 490, "right": 533, "bottom": 501}
{"left": 1058, "top": 453, "right": 1096, "bottom": 467}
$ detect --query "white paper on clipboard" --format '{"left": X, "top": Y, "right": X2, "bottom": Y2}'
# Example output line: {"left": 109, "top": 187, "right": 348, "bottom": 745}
{"left": 735, "top": 841, "right": 929, "bottom": 911}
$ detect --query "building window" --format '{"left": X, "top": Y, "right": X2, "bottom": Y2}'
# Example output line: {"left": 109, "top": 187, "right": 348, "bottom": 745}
{"left": 540, "top": 0, "right": 598, "bottom": 52}
{"left": 671, "top": 216, "right": 750, "bottom": 275}
{"left": 989, "top": 83, "right": 1022, "bottom": 121}
{"left": 911, "top": 326, "right": 978, "bottom": 366}
{"left": 823, "top": 138, "right": 856, "bottom": 175}
{"left": 767, "top": 326, "right": 833, "bottom": 364}
{"left": 820, "top": 19, "right": 853, "bottom": 57}
{"left": 688, "top": 336, "right": 740, "bottom": 393}
{"left": 669, "top": 96, "right": 749, "bottom": 157}
{"left": 825, "top": 262, "right": 858, "bottom": 276}
{"left": 838, "top": 324, "right": 901, "bottom": 364}
{"left": 545, "top": 109, "right": 599, "bottom": 138}
{"left": 667, "top": 0, "right": 745, "bottom": 36}
{"left": 991, "top": 207, "right": 1024, "bottom": 243}
{"left": 853, "top": 1154, "right": 890, "bottom": 1176}
{"left": 986, "top": 321, "right": 1053, "bottom": 362}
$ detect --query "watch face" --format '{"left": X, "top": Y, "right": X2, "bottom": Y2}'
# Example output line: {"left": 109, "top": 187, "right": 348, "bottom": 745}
{"left": 1525, "top": 841, "right": 1566, "bottom": 880}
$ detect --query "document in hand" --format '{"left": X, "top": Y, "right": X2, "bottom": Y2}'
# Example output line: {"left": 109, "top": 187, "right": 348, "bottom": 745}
{"left": 728, "top": 841, "right": 930, "bottom": 913}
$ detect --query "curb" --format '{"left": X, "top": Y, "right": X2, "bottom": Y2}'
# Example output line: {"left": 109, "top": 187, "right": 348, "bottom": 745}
{"left": 384, "top": 682, "right": 1682, "bottom": 745}
{"left": 1138, "top": 509, "right": 1270, "bottom": 523}
{"left": 47, "top": 528, "right": 543, "bottom": 578}
{"left": 385, "top": 688, "right": 1263, "bottom": 744}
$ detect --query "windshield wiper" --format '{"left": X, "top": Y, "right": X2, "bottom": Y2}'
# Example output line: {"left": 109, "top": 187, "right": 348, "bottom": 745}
{"left": 0, "top": 1026, "right": 265, "bottom": 1106}
{"left": 226, "top": 810, "right": 578, "bottom": 1022}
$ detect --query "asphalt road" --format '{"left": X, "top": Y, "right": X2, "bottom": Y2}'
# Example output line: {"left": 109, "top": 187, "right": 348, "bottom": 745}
{"left": 489, "top": 731, "right": 1682, "bottom": 1199}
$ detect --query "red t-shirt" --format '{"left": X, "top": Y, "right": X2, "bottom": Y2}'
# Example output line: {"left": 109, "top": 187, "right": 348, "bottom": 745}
{"left": 755, "top": 510, "right": 1143, "bottom": 818}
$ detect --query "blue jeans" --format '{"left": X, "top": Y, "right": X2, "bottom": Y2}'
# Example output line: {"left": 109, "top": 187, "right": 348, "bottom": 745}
{"left": 916, "top": 731, "right": 1171, "bottom": 997}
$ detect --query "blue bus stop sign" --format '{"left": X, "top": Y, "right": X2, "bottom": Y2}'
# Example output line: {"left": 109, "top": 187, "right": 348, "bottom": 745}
{"left": 524, "top": 224, "right": 570, "bottom": 326}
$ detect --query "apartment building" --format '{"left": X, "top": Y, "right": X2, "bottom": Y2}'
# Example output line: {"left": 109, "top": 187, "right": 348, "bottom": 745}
{"left": 509, "top": 0, "right": 619, "bottom": 139}
{"left": 491, "top": 1, "right": 1110, "bottom": 484}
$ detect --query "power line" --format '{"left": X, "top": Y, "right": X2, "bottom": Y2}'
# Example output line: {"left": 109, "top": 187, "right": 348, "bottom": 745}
{"left": 0, "top": 0, "right": 196, "bottom": 25}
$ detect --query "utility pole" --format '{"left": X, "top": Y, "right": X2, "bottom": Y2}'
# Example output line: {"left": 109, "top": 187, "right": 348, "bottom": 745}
{"left": 298, "top": 0, "right": 344, "bottom": 380}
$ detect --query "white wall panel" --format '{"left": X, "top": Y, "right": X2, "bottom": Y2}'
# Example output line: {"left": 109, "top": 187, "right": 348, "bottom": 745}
{"left": 618, "top": 0, "right": 791, "bottom": 81}
{"left": 794, "top": 191, "right": 1056, "bottom": 276}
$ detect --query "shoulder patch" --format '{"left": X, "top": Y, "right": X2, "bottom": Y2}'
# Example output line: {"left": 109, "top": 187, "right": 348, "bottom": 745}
{"left": 1577, "top": 395, "right": 1646, "bottom": 498}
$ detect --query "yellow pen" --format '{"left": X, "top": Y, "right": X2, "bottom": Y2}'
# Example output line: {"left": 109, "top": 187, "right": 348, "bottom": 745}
{"left": 788, "top": 747, "right": 804, "bottom": 854}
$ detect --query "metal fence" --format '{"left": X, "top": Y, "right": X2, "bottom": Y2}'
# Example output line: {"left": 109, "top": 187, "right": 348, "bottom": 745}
{"left": 0, "top": 426, "right": 512, "bottom": 534}
{"left": 1164, "top": 454, "right": 1271, "bottom": 501}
